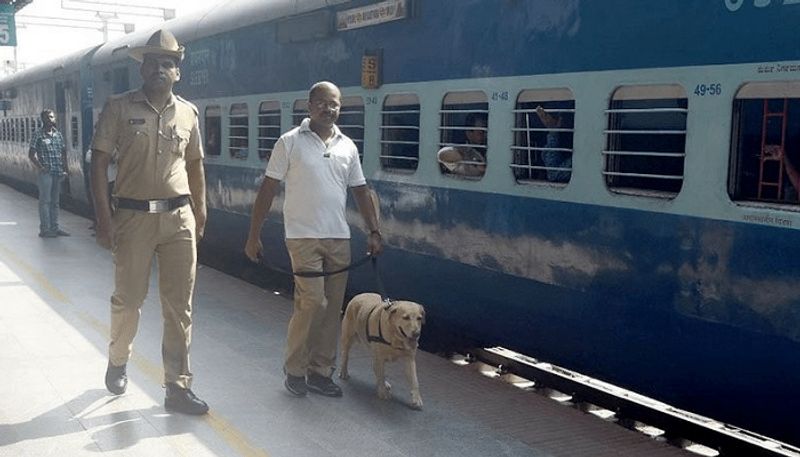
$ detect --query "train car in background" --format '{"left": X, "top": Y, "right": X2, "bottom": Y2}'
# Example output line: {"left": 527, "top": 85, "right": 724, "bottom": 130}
{"left": 0, "top": 46, "right": 98, "bottom": 206}
{"left": 1, "top": 0, "right": 799, "bottom": 446}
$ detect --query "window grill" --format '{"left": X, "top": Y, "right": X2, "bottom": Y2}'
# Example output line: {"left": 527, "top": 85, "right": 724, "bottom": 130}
{"left": 380, "top": 93, "right": 420, "bottom": 172}
{"left": 257, "top": 101, "right": 281, "bottom": 161}
{"left": 292, "top": 99, "right": 308, "bottom": 128}
{"left": 729, "top": 81, "right": 800, "bottom": 205}
{"left": 511, "top": 89, "right": 575, "bottom": 184}
{"left": 204, "top": 105, "right": 221, "bottom": 156}
{"left": 70, "top": 116, "right": 79, "bottom": 149}
{"left": 604, "top": 85, "right": 688, "bottom": 198}
{"left": 339, "top": 96, "right": 364, "bottom": 162}
{"left": 438, "top": 91, "right": 488, "bottom": 179}
{"left": 228, "top": 103, "right": 249, "bottom": 160}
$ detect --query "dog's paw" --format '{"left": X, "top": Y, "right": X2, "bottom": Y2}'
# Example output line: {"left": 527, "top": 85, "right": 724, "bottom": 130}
{"left": 410, "top": 397, "right": 423, "bottom": 411}
{"left": 339, "top": 370, "right": 349, "bottom": 380}
{"left": 377, "top": 382, "right": 392, "bottom": 400}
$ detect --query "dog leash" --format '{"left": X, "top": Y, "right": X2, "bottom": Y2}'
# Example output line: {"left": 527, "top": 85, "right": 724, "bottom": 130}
{"left": 370, "top": 256, "right": 392, "bottom": 306}
{"left": 258, "top": 253, "right": 393, "bottom": 305}
{"left": 259, "top": 253, "right": 372, "bottom": 277}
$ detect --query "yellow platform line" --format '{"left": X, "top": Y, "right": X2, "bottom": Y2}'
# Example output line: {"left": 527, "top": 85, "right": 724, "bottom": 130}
{"left": 0, "top": 242, "right": 271, "bottom": 457}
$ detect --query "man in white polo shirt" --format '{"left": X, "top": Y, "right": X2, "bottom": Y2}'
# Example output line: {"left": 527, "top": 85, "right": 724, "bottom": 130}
{"left": 245, "top": 81, "right": 382, "bottom": 397}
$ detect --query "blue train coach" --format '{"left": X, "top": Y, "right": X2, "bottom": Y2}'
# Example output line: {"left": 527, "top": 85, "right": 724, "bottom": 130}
{"left": 0, "top": 0, "right": 799, "bottom": 446}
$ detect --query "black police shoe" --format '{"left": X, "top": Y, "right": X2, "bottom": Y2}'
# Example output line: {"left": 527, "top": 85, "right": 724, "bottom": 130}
{"left": 105, "top": 362, "right": 127, "bottom": 395}
{"left": 164, "top": 383, "right": 209, "bottom": 415}
{"left": 284, "top": 374, "right": 308, "bottom": 397}
{"left": 306, "top": 373, "right": 343, "bottom": 397}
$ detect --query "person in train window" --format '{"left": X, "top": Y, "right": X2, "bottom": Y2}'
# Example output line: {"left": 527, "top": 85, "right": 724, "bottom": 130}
{"left": 535, "top": 106, "right": 571, "bottom": 183}
{"left": 437, "top": 112, "right": 487, "bottom": 177}
{"left": 764, "top": 144, "right": 800, "bottom": 201}
{"left": 28, "top": 109, "right": 69, "bottom": 238}
{"left": 244, "top": 81, "right": 383, "bottom": 398}
{"left": 89, "top": 29, "right": 209, "bottom": 415}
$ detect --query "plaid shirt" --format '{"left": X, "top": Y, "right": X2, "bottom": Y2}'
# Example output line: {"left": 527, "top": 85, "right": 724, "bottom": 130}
{"left": 29, "top": 127, "right": 65, "bottom": 175}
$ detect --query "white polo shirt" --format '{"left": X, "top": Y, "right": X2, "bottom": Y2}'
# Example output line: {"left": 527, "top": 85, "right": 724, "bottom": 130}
{"left": 265, "top": 118, "right": 366, "bottom": 239}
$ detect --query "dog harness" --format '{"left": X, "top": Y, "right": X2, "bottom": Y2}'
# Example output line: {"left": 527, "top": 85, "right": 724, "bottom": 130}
{"left": 365, "top": 305, "right": 392, "bottom": 346}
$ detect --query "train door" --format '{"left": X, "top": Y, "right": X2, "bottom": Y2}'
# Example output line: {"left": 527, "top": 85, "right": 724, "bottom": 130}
{"left": 54, "top": 80, "right": 71, "bottom": 197}
{"left": 80, "top": 46, "right": 100, "bottom": 208}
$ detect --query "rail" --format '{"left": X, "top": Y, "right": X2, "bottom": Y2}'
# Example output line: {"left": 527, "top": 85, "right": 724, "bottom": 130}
{"left": 471, "top": 346, "right": 800, "bottom": 457}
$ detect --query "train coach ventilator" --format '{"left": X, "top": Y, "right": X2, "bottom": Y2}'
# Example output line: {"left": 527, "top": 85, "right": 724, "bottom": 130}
{"left": 452, "top": 347, "right": 800, "bottom": 457}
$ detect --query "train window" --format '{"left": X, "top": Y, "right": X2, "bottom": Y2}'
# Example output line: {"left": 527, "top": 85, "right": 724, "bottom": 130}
{"left": 204, "top": 105, "right": 221, "bottom": 156}
{"left": 338, "top": 96, "right": 364, "bottom": 162}
{"left": 380, "top": 93, "right": 420, "bottom": 172}
{"left": 228, "top": 103, "right": 249, "bottom": 160}
{"left": 23, "top": 118, "right": 29, "bottom": 144}
{"left": 604, "top": 85, "right": 688, "bottom": 198}
{"left": 30, "top": 117, "right": 36, "bottom": 140}
{"left": 729, "top": 82, "right": 800, "bottom": 205}
{"left": 292, "top": 99, "right": 308, "bottom": 127}
{"left": 257, "top": 101, "right": 281, "bottom": 161}
{"left": 512, "top": 89, "right": 575, "bottom": 184}
{"left": 439, "top": 91, "right": 488, "bottom": 179}
{"left": 70, "top": 116, "right": 79, "bottom": 149}
{"left": 227, "top": 102, "right": 249, "bottom": 159}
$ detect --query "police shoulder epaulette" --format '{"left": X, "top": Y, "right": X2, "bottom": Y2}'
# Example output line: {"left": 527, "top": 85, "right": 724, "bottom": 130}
{"left": 175, "top": 95, "right": 199, "bottom": 116}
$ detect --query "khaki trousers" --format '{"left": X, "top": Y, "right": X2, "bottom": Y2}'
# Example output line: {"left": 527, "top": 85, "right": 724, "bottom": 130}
{"left": 284, "top": 238, "right": 350, "bottom": 378}
{"left": 109, "top": 206, "right": 197, "bottom": 388}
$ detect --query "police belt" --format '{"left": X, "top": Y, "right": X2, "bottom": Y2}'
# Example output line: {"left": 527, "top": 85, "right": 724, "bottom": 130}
{"left": 114, "top": 195, "right": 191, "bottom": 213}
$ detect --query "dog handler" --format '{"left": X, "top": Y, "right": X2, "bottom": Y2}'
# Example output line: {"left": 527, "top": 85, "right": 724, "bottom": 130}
{"left": 245, "top": 81, "right": 382, "bottom": 397}
{"left": 90, "top": 29, "right": 209, "bottom": 414}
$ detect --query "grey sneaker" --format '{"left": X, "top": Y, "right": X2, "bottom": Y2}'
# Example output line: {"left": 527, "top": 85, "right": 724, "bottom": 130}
{"left": 306, "top": 373, "right": 342, "bottom": 397}
{"left": 284, "top": 374, "right": 308, "bottom": 397}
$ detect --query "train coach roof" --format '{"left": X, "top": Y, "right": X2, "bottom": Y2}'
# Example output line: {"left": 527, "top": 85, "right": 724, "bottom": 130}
{"left": 91, "top": 0, "right": 351, "bottom": 67}
{"left": 0, "top": 45, "right": 98, "bottom": 89}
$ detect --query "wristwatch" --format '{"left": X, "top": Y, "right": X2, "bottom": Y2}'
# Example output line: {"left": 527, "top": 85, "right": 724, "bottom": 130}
{"left": 370, "top": 229, "right": 382, "bottom": 237}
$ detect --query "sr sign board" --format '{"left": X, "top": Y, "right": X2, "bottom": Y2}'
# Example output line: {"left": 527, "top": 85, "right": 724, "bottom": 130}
{"left": 0, "top": 5, "right": 16, "bottom": 47}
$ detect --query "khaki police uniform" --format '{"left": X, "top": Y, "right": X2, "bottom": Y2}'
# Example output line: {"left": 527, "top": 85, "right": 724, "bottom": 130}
{"left": 91, "top": 89, "right": 203, "bottom": 389}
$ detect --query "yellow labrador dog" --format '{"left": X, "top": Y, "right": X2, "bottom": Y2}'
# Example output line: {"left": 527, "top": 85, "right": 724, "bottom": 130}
{"left": 339, "top": 293, "right": 426, "bottom": 410}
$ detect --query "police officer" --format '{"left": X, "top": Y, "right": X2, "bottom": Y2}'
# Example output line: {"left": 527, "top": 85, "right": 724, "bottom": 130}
{"left": 90, "top": 29, "right": 208, "bottom": 415}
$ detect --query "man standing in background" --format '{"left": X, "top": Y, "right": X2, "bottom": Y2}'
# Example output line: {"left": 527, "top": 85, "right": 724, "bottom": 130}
{"left": 29, "top": 109, "right": 69, "bottom": 238}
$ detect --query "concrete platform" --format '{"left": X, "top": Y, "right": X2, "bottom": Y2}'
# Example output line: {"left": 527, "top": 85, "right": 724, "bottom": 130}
{"left": 0, "top": 183, "right": 690, "bottom": 457}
